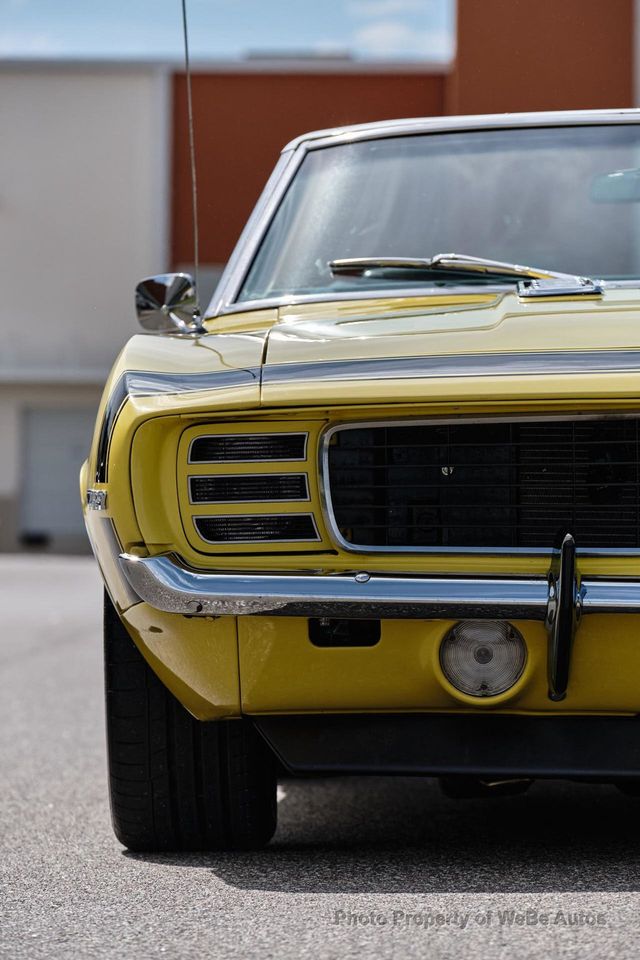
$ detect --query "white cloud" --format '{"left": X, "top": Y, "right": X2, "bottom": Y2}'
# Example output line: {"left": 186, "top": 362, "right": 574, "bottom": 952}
{"left": 0, "top": 30, "right": 64, "bottom": 55}
{"left": 312, "top": 39, "right": 353, "bottom": 56}
{"left": 348, "top": 0, "right": 430, "bottom": 16}
{"left": 354, "top": 19, "right": 453, "bottom": 59}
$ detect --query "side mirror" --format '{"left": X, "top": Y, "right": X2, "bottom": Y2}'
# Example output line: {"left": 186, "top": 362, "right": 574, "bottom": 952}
{"left": 135, "top": 273, "right": 205, "bottom": 335}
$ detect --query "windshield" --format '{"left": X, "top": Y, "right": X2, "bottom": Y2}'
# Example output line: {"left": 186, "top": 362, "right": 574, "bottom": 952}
{"left": 237, "top": 124, "right": 640, "bottom": 302}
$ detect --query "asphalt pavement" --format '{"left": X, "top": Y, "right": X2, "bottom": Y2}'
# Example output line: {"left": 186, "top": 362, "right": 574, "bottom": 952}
{"left": 2, "top": 556, "right": 640, "bottom": 959}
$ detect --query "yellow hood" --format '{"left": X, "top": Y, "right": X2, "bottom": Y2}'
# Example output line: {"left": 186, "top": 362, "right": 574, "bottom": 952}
{"left": 260, "top": 289, "right": 640, "bottom": 406}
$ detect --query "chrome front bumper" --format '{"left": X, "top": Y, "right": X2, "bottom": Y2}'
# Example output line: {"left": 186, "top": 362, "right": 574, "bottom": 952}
{"left": 119, "top": 551, "right": 640, "bottom": 619}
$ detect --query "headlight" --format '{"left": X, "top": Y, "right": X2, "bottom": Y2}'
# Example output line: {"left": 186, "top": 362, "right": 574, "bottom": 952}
{"left": 439, "top": 620, "right": 526, "bottom": 697}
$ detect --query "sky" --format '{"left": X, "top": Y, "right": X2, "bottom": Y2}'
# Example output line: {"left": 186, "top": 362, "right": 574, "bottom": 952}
{"left": 0, "top": 0, "right": 455, "bottom": 62}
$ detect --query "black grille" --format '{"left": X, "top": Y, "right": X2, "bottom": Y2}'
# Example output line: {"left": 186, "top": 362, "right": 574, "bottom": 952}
{"left": 190, "top": 433, "right": 307, "bottom": 463}
{"left": 189, "top": 474, "right": 308, "bottom": 503}
{"left": 194, "top": 514, "right": 319, "bottom": 543}
{"left": 327, "top": 418, "right": 640, "bottom": 550}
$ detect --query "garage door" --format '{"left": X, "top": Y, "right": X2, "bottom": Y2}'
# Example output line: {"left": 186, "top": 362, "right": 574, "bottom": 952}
{"left": 20, "top": 408, "right": 96, "bottom": 551}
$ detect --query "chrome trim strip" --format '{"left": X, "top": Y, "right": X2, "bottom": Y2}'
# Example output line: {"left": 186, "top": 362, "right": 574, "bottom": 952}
{"left": 282, "top": 110, "right": 640, "bottom": 152}
{"left": 118, "top": 553, "right": 640, "bottom": 620}
{"left": 582, "top": 579, "right": 640, "bottom": 613}
{"left": 84, "top": 517, "right": 140, "bottom": 611}
{"left": 125, "top": 368, "right": 259, "bottom": 396}
{"left": 216, "top": 286, "right": 510, "bottom": 316}
{"left": 264, "top": 349, "right": 640, "bottom": 386}
{"left": 192, "top": 513, "right": 321, "bottom": 545}
{"left": 319, "top": 413, "right": 640, "bottom": 558}
{"left": 187, "top": 432, "right": 309, "bottom": 464}
{"left": 187, "top": 473, "right": 310, "bottom": 505}
{"left": 208, "top": 150, "right": 304, "bottom": 316}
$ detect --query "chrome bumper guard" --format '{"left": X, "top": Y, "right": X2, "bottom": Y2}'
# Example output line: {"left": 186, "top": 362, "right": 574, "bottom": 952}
{"left": 119, "top": 536, "right": 640, "bottom": 701}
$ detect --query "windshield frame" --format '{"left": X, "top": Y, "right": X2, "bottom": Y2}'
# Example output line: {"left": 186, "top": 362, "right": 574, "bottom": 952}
{"left": 207, "top": 111, "right": 640, "bottom": 318}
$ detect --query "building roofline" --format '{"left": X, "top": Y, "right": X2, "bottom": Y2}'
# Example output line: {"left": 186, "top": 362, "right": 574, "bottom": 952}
{"left": 282, "top": 108, "right": 640, "bottom": 151}
{"left": 0, "top": 56, "right": 450, "bottom": 76}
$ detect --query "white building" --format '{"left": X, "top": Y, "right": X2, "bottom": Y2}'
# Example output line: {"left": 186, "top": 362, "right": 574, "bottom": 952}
{"left": 0, "top": 62, "right": 170, "bottom": 550}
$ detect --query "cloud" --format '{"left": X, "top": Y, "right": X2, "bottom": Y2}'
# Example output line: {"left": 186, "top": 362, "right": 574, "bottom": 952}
{"left": 354, "top": 19, "right": 453, "bottom": 59}
{"left": 348, "top": 0, "right": 431, "bottom": 16}
{"left": 0, "top": 30, "right": 64, "bottom": 55}
{"left": 312, "top": 39, "right": 353, "bottom": 56}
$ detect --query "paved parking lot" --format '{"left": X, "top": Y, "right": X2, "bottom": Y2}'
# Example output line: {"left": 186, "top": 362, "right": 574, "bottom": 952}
{"left": 2, "top": 556, "right": 640, "bottom": 959}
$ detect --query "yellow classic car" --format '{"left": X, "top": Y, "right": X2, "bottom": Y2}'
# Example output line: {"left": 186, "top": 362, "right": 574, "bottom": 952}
{"left": 83, "top": 109, "right": 640, "bottom": 850}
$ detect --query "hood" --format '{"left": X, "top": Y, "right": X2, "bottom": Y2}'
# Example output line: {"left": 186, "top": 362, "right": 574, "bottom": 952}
{"left": 261, "top": 289, "right": 640, "bottom": 407}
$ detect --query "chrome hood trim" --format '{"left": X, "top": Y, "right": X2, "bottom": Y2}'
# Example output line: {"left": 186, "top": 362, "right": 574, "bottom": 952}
{"left": 262, "top": 348, "right": 640, "bottom": 386}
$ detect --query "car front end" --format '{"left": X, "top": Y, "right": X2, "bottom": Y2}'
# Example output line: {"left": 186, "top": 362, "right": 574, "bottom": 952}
{"left": 83, "top": 110, "right": 640, "bottom": 849}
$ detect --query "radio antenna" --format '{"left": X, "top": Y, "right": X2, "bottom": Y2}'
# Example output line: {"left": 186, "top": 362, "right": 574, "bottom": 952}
{"left": 180, "top": 0, "right": 200, "bottom": 304}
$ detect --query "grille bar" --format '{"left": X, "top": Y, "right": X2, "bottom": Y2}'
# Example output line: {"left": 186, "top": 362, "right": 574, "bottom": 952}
{"left": 194, "top": 514, "right": 320, "bottom": 544}
{"left": 189, "top": 433, "right": 307, "bottom": 463}
{"left": 326, "top": 418, "right": 640, "bottom": 551}
{"left": 189, "top": 473, "right": 309, "bottom": 504}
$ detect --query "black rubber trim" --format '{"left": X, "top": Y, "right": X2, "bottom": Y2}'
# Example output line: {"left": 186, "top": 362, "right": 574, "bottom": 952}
{"left": 95, "top": 374, "right": 128, "bottom": 482}
{"left": 254, "top": 713, "right": 640, "bottom": 779}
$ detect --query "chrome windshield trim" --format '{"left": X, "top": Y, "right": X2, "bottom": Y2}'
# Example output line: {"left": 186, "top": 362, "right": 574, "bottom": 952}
{"left": 282, "top": 110, "right": 640, "bottom": 152}
{"left": 118, "top": 553, "right": 640, "bottom": 620}
{"left": 207, "top": 149, "right": 303, "bottom": 316}
{"left": 211, "top": 280, "right": 640, "bottom": 318}
{"left": 213, "top": 286, "right": 511, "bottom": 316}
{"left": 318, "top": 413, "right": 640, "bottom": 559}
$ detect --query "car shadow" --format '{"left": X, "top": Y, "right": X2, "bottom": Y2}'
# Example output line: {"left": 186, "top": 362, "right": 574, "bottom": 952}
{"left": 124, "top": 776, "right": 640, "bottom": 893}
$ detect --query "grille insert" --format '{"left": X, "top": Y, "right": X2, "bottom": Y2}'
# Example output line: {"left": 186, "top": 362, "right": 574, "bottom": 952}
{"left": 194, "top": 514, "right": 319, "bottom": 543}
{"left": 326, "top": 418, "right": 640, "bottom": 551}
{"left": 189, "top": 473, "right": 309, "bottom": 503}
{"left": 189, "top": 433, "right": 307, "bottom": 463}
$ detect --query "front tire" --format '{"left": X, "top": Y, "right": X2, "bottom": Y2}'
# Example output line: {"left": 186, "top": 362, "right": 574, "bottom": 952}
{"left": 104, "top": 592, "right": 277, "bottom": 851}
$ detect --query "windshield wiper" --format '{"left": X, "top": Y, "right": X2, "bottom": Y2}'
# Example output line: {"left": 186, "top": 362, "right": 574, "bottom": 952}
{"left": 329, "top": 252, "right": 591, "bottom": 284}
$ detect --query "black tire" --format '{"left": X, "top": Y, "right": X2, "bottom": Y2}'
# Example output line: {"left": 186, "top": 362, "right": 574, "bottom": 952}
{"left": 439, "top": 776, "right": 532, "bottom": 799}
{"left": 104, "top": 592, "right": 277, "bottom": 851}
{"left": 616, "top": 780, "right": 640, "bottom": 797}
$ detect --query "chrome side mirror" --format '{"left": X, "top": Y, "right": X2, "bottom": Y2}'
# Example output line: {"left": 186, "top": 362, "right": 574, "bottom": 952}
{"left": 135, "top": 273, "right": 205, "bottom": 335}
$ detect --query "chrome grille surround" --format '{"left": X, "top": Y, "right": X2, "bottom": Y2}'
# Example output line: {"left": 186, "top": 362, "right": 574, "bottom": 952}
{"left": 321, "top": 414, "right": 640, "bottom": 556}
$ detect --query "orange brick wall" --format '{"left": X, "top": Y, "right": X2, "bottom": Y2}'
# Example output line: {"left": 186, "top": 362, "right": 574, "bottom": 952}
{"left": 449, "top": 0, "right": 633, "bottom": 114}
{"left": 171, "top": 70, "right": 447, "bottom": 266}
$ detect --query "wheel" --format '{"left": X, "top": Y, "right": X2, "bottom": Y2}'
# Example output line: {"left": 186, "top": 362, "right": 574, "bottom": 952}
{"left": 103, "top": 591, "right": 277, "bottom": 851}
